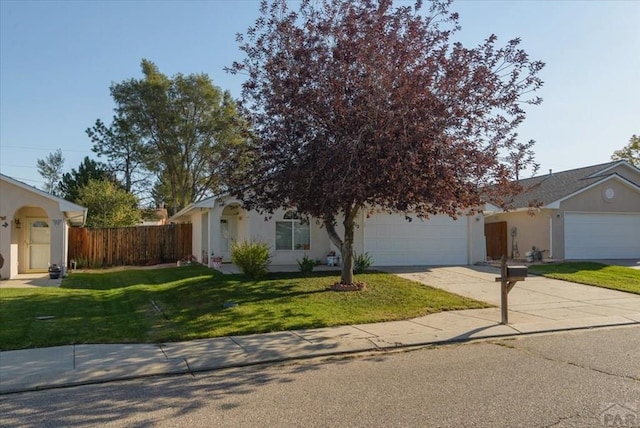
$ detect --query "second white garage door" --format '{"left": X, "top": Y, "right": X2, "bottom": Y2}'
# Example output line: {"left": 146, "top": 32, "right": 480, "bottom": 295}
{"left": 364, "top": 213, "right": 468, "bottom": 266}
{"left": 565, "top": 212, "right": 640, "bottom": 259}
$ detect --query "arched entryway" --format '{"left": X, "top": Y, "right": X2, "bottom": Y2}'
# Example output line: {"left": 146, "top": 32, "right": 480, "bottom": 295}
{"left": 216, "top": 202, "right": 250, "bottom": 261}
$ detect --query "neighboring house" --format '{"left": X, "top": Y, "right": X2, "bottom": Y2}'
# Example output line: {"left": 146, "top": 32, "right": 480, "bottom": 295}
{"left": 0, "top": 173, "right": 87, "bottom": 279}
{"left": 169, "top": 195, "right": 486, "bottom": 266}
{"left": 140, "top": 208, "right": 168, "bottom": 226}
{"left": 484, "top": 161, "right": 640, "bottom": 260}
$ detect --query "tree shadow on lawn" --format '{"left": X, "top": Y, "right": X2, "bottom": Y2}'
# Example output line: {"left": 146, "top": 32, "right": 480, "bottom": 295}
{"left": 61, "top": 265, "right": 218, "bottom": 290}
{"left": 60, "top": 265, "right": 343, "bottom": 291}
{"left": 529, "top": 262, "right": 607, "bottom": 275}
{"left": 157, "top": 271, "right": 336, "bottom": 306}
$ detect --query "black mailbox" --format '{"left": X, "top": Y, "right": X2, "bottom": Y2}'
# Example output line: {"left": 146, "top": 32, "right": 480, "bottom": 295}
{"left": 507, "top": 266, "right": 528, "bottom": 279}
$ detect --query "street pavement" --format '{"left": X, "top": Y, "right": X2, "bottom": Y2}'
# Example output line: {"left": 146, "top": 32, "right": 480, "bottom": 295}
{"left": 1, "top": 265, "right": 640, "bottom": 395}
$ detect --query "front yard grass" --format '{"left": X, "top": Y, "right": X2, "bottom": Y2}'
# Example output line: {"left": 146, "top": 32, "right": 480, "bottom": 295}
{"left": 528, "top": 262, "right": 640, "bottom": 295}
{"left": 0, "top": 265, "right": 489, "bottom": 350}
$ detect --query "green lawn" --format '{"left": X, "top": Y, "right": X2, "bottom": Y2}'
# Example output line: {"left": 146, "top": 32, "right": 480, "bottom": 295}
{"left": 0, "top": 265, "right": 489, "bottom": 350}
{"left": 529, "top": 262, "right": 640, "bottom": 294}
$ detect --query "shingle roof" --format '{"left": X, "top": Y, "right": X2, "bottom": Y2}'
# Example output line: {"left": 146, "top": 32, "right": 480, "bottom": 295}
{"left": 501, "top": 161, "right": 639, "bottom": 208}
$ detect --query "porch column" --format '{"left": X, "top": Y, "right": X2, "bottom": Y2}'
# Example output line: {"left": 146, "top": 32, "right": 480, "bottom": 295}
{"left": 209, "top": 205, "right": 223, "bottom": 262}
{"left": 49, "top": 217, "right": 66, "bottom": 269}
{"left": 0, "top": 215, "right": 10, "bottom": 279}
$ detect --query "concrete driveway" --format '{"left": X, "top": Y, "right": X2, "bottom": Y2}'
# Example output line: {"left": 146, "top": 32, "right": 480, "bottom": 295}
{"left": 382, "top": 265, "right": 640, "bottom": 326}
{"left": 0, "top": 273, "right": 62, "bottom": 288}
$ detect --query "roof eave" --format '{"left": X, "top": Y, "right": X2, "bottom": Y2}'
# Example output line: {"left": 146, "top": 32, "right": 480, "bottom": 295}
{"left": 586, "top": 160, "right": 640, "bottom": 178}
{"left": 1, "top": 173, "right": 88, "bottom": 225}
{"left": 546, "top": 174, "right": 640, "bottom": 208}
{"left": 169, "top": 196, "right": 220, "bottom": 222}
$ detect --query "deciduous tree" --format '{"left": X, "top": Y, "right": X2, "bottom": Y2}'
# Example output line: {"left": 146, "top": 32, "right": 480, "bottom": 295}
{"left": 36, "top": 149, "right": 65, "bottom": 196}
{"left": 229, "top": 0, "right": 544, "bottom": 284}
{"left": 611, "top": 134, "right": 640, "bottom": 167}
{"left": 107, "top": 59, "right": 247, "bottom": 215}
{"left": 76, "top": 179, "right": 140, "bottom": 227}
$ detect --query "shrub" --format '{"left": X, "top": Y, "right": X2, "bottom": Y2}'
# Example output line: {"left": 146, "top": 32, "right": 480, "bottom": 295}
{"left": 230, "top": 240, "right": 271, "bottom": 279}
{"left": 353, "top": 252, "right": 373, "bottom": 274}
{"left": 297, "top": 254, "right": 315, "bottom": 275}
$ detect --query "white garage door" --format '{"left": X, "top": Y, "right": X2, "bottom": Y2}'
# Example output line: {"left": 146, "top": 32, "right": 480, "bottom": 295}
{"left": 565, "top": 213, "right": 640, "bottom": 259}
{"left": 364, "top": 213, "right": 468, "bottom": 266}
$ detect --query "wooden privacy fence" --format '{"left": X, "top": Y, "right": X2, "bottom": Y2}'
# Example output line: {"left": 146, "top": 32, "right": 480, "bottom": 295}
{"left": 68, "top": 224, "right": 192, "bottom": 268}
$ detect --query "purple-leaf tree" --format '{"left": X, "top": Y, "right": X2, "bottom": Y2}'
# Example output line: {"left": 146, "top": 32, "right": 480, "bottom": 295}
{"left": 228, "top": 0, "right": 544, "bottom": 285}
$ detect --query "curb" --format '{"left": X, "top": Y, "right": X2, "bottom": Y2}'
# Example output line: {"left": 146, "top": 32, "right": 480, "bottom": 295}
{"left": 2, "top": 321, "right": 638, "bottom": 395}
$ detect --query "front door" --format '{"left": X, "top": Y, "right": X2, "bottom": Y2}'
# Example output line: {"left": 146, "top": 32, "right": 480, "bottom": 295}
{"left": 484, "top": 221, "right": 508, "bottom": 260}
{"left": 220, "top": 217, "right": 236, "bottom": 260}
{"left": 28, "top": 219, "right": 50, "bottom": 271}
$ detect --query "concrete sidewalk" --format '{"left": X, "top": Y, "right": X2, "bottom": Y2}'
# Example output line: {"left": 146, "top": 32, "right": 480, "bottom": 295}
{"left": 2, "top": 266, "right": 640, "bottom": 394}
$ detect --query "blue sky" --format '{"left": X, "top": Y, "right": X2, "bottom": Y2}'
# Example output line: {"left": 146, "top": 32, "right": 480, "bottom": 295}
{"left": 1, "top": 0, "right": 639, "bottom": 188}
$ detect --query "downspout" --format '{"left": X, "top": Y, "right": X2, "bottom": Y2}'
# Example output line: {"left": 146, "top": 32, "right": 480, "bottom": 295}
{"left": 62, "top": 220, "right": 68, "bottom": 274}
{"left": 208, "top": 207, "right": 214, "bottom": 267}
{"left": 467, "top": 214, "right": 481, "bottom": 264}
{"left": 467, "top": 215, "right": 472, "bottom": 264}
{"left": 547, "top": 214, "right": 553, "bottom": 259}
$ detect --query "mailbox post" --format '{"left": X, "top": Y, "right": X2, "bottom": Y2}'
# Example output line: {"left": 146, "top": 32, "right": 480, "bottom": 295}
{"left": 495, "top": 256, "right": 527, "bottom": 324}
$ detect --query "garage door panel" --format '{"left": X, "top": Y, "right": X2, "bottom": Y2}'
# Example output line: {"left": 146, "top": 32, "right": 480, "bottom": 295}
{"left": 365, "top": 213, "right": 468, "bottom": 266}
{"left": 565, "top": 213, "right": 640, "bottom": 259}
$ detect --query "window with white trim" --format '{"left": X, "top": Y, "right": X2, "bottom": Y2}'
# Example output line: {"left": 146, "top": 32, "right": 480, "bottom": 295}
{"left": 276, "top": 211, "right": 310, "bottom": 250}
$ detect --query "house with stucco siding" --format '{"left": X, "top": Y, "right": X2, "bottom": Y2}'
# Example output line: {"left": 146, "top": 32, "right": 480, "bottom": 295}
{"left": 484, "top": 160, "right": 640, "bottom": 261}
{"left": 169, "top": 195, "right": 486, "bottom": 267}
{"left": 0, "top": 174, "right": 87, "bottom": 279}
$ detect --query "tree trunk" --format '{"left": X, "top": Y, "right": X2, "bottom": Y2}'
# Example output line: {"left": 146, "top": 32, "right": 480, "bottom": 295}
{"left": 341, "top": 212, "right": 355, "bottom": 284}
{"left": 324, "top": 205, "right": 359, "bottom": 284}
{"left": 324, "top": 218, "right": 343, "bottom": 251}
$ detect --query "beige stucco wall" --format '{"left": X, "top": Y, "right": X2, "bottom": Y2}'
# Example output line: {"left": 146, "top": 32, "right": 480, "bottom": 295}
{"left": 176, "top": 203, "right": 374, "bottom": 267}
{"left": 252, "top": 207, "right": 332, "bottom": 265}
{"left": 468, "top": 213, "right": 487, "bottom": 264}
{"left": 188, "top": 211, "right": 204, "bottom": 262}
{"left": 175, "top": 200, "right": 334, "bottom": 266}
{"left": 485, "top": 209, "right": 553, "bottom": 260}
{"left": 0, "top": 179, "right": 68, "bottom": 278}
{"left": 560, "top": 180, "right": 640, "bottom": 212}
{"left": 484, "top": 209, "right": 555, "bottom": 259}
{"left": 0, "top": 208, "right": 12, "bottom": 278}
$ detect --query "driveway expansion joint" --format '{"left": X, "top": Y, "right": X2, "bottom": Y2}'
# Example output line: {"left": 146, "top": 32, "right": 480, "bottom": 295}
{"left": 183, "top": 358, "right": 195, "bottom": 376}
{"left": 157, "top": 345, "right": 169, "bottom": 360}
{"left": 289, "top": 330, "right": 314, "bottom": 343}
{"left": 229, "top": 336, "right": 248, "bottom": 352}
{"left": 407, "top": 319, "right": 443, "bottom": 331}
